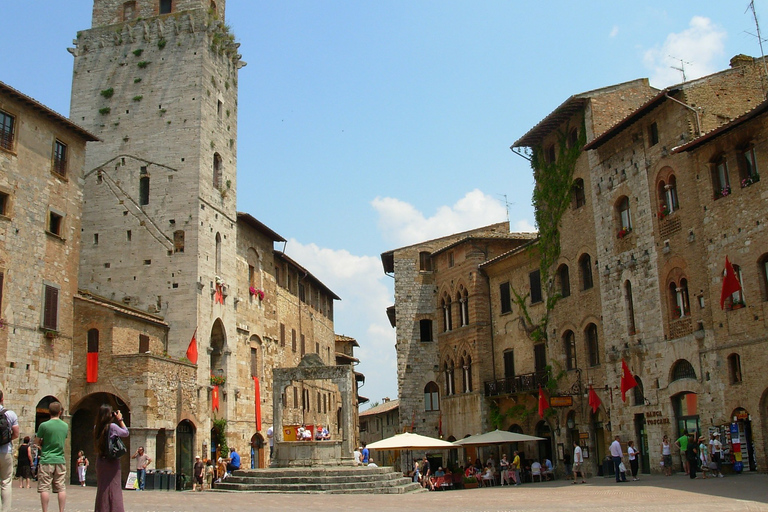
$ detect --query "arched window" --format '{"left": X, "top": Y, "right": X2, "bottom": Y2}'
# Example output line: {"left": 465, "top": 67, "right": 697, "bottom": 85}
{"left": 563, "top": 330, "right": 576, "bottom": 370}
{"left": 557, "top": 264, "right": 570, "bottom": 298}
{"left": 617, "top": 196, "right": 632, "bottom": 235}
{"left": 568, "top": 128, "right": 579, "bottom": 148}
{"left": 139, "top": 167, "right": 150, "bottom": 206}
{"left": 671, "top": 359, "right": 697, "bottom": 382}
{"left": 728, "top": 353, "right": 742, "bottom": 384}
{"left": 668, "top": 278, "right": 690, "bottom": 318}
{"left": 458, "top": 286, "right": 469, "bottom": 327}
{"left": 215, "top": 232, "right": 222, "bottom": 275}
{"left": 585, "top": 323, "right": 599, "bottom": 367}
{"left": 213, "top": 152, "right": 222, "bottom": 189}
{"left": 625, "top": 280, "right": 636, "bottom": 335}
{"left": 444, "top": 361, "right": 455, "bottom": 396}
{"left": 579, "top": 254, "right": 593, "bottom": 290}
{"left": 711, "top": 155, "right": 731, "bottom": 199}
{"left": 572, "top": 178, "right": 586, "bottom": 209}
{"left": 441, "top": 294, "right": 452, "bottom": 332}
{"left": 633, "top": 376, "right": 644, "bottom": 406}
{"left": 424, "top": 382, "right": 439, "bottom": 411}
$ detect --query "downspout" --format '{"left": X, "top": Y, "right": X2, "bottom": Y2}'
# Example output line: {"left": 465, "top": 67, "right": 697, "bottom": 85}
{"left": 665, "top": 93, "right": 701, "bottom": 137}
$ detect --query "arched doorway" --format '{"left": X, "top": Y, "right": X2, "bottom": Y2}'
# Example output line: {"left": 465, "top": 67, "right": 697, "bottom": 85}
{"left": 591, "top": 410, "right": 606, "bottom": 476}
{"left": 250, "top": 433, "right": 264, "bottom": 468}
{"left": 35, "top": 395, "right": 59, "bottom": 432}
{"left": 176, "top": 420, "right": 195, "bottom": 490}
{"left": 69, "top": 392, "right": 130, "bottom": 486}
{"left": 535, "top": 421, "right": 553, "bottom": 463}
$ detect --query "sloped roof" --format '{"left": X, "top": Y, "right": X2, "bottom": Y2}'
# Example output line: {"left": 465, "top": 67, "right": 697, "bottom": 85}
{"left": 236, "top": 212, "right": 286, "bottom": 242}
{"left": 274, "top": 251, "right": 340, "bottom": 300}
{"left": 335, "top": 334, "right": 359, "bottom": 347}
{"left": 430, "top": 232, "right": 537, "bottom": 258}
{"left": 478, "top": 237, "right": 539, "bottom": 269}
{"left": 0, "top": 80, "right": 99, "bottom": 142}
{"left": 360, "top": 399, "right": 400, "bottom": 417}
{"left": 672, "top": 97, "right": 768, "bottom": 153}
{"left": 76, "top": 290, "right": 169, "bottom": 327}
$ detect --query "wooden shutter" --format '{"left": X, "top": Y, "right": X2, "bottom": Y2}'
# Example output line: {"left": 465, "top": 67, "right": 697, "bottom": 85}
{"left": 43, "top": 285, "right": 59, "bottom": 330}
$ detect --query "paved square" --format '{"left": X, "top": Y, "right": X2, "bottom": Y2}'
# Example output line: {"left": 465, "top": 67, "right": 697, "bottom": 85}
{"left": 9, "top": 473, "right": 768, "bottom": 511}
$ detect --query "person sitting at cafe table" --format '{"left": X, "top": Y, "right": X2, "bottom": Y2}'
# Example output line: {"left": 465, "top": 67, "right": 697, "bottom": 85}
{"left": 542, "top": 458, "right": 554, "bottom": 480}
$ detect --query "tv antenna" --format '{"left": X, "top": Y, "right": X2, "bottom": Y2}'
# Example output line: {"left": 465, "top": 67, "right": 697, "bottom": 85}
{"left": 746, "top": 0, "right": 768, "bottom": 94}
{"left": 498, "top": 194, "right": 513, "bottom": 223}
{"left": 669, "top": 56, "right": 691, "bottom": 82}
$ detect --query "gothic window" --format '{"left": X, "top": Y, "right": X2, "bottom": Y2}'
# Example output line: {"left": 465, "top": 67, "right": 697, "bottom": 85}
{"left": 557, "top": 264, "right": 570, "bottom": 298}
{"left": 0, "top": 110, "right": 15, "bottom": 151}
{"left": 424, "top": 382, "right": 439, "bottom": 411}
{"left": 585, "top": 323, "right": 599, "bottom": 367}
{"left": 214, "top": 232, "right": 222, "bottom": 275}
{"left": 545, "top": 144, "right": 556, "bottom": 164}
{"left": 53, "top": 140, "right": 67, "bottom": 176}
{"left": 529, "top": 269, "right": 542, "bottom": 304}
{"left": 712, "top": 155, "right": 731, "bottom": 199}
{"left": 568, "top": 128, "right": 579, "bottom": 148}
{"left": 572, "top": 178, "right": 586, "bottom": 209}
{"left": 499, "top": 282, "right": 512, "bottom": 314}
{"left": 633, "top": 376, "right": 645, "bottom": 406}
{"left": 564, "top": 330, "right": 576, "bottom": 371}
{"left": 625, "top": 280, "right": 636, "bottom": 335}
{"left": 458, "top": 286, "right": 469, "bottom": 327}
{"left": 579, "top": 254, "right": 593, "bottom": 290}
{"left": 728, "top": 353, "right": 742, "bottom": 384}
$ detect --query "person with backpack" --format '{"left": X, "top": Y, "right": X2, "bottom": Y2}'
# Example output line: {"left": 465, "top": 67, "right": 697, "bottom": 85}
{"left": 0, "top": 389, "right": 20, "bottom": 512}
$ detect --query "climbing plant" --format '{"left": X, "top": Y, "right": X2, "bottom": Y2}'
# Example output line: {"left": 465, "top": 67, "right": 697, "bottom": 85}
{"left": 212, "top": 417, "right": 228, "bottom": 455}
{"left": 491, "top": 364, "right": 566, "bottom": 425}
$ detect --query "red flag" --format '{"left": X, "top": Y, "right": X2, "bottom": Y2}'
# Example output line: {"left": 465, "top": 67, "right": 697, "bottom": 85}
{"left": 538, "top": 386, "right": 550, "bottom": 418}
{"left": 186, "top": 329, "right": 198, "bottom": 365}
{"left": 212, "top": 385, "right": 220, "bottom": 412}
{"left": 588, "top": 385, "right": 602, "bottom": 414}
{"left": 86, "top": 352, "right": 99, "bottom": 383}
{"left": 214, "top": 285, "right": 224, "bottom": 305}
{"left": 720, "top": 256, "right": 742, "bottom": 309}
{"left": 253, "top": 376, "right": 262, "bottom": 431}
{"left": 620, "top": 359, "right": 638, "bottom": 402}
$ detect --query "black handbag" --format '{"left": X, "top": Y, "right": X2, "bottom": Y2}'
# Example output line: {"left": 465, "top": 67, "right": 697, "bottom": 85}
{"left": 107, "top": 434, "right": 127, "bottom": 459}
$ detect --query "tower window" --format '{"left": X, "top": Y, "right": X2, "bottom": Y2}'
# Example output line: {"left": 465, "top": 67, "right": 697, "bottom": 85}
{"left": 139, "top": 175, "right": 150, "bottom": 206}
{"left": 53, "top": 140, "right": 67, "bottom": 176}
{"left": 0, "top": 110, "right": 15, "bottom": 151}
{"left": 213, "top": 153, "right": 222, "bottom": 189}
{"left": 159, "top": 0, "right": 173, "bottom": 15}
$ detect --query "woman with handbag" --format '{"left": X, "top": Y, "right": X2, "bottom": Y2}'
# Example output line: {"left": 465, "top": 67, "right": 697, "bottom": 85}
{"left": 94, "top": 404, "right": 129, "bottom": 512}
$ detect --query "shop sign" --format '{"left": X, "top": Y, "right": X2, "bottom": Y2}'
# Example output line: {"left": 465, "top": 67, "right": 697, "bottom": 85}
{"left": 645, "top": 411, "right": 669, "bottom": 425}
{"left": 579, "top": 432, "right": 589, "bottom": 439}
{"left": 550, "top": 396, "right": 573, "bottom": 407}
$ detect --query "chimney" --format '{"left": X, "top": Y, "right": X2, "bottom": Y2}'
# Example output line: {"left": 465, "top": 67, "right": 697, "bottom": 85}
{"left": 730, "top": 54, "right": 754, "bottom": 68}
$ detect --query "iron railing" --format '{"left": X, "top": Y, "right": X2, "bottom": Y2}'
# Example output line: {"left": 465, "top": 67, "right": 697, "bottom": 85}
{"left": 484, "top": 371, "right": 548, "bottom": 397}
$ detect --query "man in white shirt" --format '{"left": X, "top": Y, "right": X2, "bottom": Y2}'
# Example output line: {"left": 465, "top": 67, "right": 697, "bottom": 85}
{"left": 266, "top": 426, "right": 274, "bottom": 459}
{"left": 572, "top": 441, "right": 585, "bottom": 483}
{"left": 0, "top": 390, "right": 20, "bottom": 512}
{"left": 609, "top": 436, "right": 626, "bottom": 482}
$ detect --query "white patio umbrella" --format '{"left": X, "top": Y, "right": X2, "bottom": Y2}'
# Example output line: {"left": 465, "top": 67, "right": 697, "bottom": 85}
{"left": 453, "top": 429, "right": 544, "bottom": 446}
{"left": 367, "top": 432, "right": 457, "bottom": 450}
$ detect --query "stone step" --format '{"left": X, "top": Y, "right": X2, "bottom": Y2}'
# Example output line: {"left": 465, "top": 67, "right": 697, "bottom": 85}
{"left": 225, "top": 472, "right": 405, "bottom": 485}
{"left": 216, "top": 476, "right": 412, "bottom": 491}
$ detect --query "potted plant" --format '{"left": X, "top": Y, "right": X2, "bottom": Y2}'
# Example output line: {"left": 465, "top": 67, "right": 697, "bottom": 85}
{"left": 720, "top": 186, "right": 731, "bottom": 197}
{"left": 249, "top": 286, "right": 265, "bottom": 300}
{"left": 462, "top": 476, "right": 479, "bottom": 489}
{"left": 672, "top": 305, "right": 682, "bottom": 319}
{"left": 741, "top": 174, "right": 760, "bottom": 188}
{"left": 658, "top": 203, "right": 669, "bottom": 220}
{"left": 731, "top": 298, "right": 745, "bottom": 310}
{"left": 210, "top": 375, "right": 226, "bottom": 386}
{"left": 617, "top": 227, "right": 632, "bottom": 239}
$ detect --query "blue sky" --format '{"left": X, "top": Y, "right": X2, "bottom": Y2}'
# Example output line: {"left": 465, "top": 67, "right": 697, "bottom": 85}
{"left": 3, "top": 1, "right": 764, "bottom": 410}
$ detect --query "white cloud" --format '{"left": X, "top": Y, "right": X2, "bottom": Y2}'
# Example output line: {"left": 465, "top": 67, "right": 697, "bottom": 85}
{"left": 513, "top": 218, "right": 536, "bottom": 233}
{"left": 643, "top": 16, "right": 726, "bottom": 88}
{"left": 610, "top": 25, "right": 619, "bottom": 38}
{"left": 281, "top": 239, "right": 398, "bottom": 405}
{"left": 371, "top": 189, "right": 509, "bottom": 247}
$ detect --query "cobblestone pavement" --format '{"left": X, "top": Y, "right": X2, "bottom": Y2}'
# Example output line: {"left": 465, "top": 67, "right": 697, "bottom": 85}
{"left": 9, "top": 473, "right": 768, "bottom": 512}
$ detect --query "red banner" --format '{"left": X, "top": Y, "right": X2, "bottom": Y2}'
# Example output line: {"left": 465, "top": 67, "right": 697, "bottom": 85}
{"left": 253, "top": 376, "right": 262, "bottom": 431}
{"left": 86, "top": 352, "right": 98, "bottom": 383}
{"left": 212, "top": 385, "right": 220, "bottom": 412}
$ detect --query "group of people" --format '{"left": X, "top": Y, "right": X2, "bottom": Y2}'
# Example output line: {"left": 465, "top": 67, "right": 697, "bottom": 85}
{"left": 296, "top": 424, "right": 330, "bottom": 442}
{"left": 609, "top": 436, "right": 641, "bottom": 482}
{"left": 671, "top": 431, "right": 724, "bottom": 479}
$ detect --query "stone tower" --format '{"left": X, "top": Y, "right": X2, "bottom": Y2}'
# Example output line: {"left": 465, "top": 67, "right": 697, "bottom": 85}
{"left": 69, "top": 0, "right": 245, "bottom": 416}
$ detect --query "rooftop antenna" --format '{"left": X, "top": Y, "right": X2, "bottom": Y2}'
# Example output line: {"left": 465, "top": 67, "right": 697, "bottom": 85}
{"left": 498, "top": 194, "right": 512, "bottom": 223}
{"left": 669, "top": 56, "right": 691, "bottom": 82}
{"left": 746, "top": 0, "right": 768, "bottom": 94}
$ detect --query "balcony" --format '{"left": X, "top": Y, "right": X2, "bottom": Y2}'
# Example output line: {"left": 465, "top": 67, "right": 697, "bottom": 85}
{"left": 484, "top": 371, "right": 548, "bottom": 397}
{"left": 668, "top": 316, "right": 693, "bottom": 340}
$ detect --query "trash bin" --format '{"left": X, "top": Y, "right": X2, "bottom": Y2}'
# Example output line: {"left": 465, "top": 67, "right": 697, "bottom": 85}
{"left": 167, "top": 473, "right": 176, "bottom": 491}
{"left": 157, "top": 471, "right": 168, "bottom": 490}
{"left": 602, "top": 457, "right": 615, "bottom": 478}
{"left": 145, "top": 470, "right": 155, "bottom": 490}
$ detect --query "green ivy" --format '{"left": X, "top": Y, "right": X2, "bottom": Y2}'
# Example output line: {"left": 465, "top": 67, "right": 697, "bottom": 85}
{"left": 100, "top": 88, "right": 114, "bottom": 99}
{"left": 212, "top": 417, "right": 228, "bottom": 455}
{"left": 98, "top": 107, "right": 111, "bottom": 115}
{"left": 133, "top": 95, "right": 143, "bottom": 102}
{"left": 133, "top": 49, "right": 144, "bottom": 57}
{"left": 157, "top": 38, "right": 167, "bottom": 50}
{"left": 137, "top": 61, "right": 150, "bottom": 69}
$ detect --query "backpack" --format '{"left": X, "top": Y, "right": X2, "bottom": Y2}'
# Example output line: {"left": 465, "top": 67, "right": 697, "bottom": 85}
{"left": 0, "top": 408, "right": 12, "bottom": 446}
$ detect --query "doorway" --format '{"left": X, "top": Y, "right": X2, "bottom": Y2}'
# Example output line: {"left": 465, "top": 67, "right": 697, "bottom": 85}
{"left": 634, "top": 413, "right": 650, "bottom": 473}
{"left": 176, "top": 420, "right": 195, "bottom": 490}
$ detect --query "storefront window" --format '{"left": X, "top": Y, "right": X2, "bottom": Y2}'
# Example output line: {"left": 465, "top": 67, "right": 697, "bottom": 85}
{"left": 673, "top": 392, "right": 699, "bottom": 437}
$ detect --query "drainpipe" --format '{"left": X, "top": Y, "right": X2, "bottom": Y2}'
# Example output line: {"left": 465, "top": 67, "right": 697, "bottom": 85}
{"left": 664, "top": 93, "right": 701, "bottom": 137}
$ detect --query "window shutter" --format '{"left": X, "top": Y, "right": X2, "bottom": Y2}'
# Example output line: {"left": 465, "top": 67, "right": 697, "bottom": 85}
{"left": 43, "top": 285, "right": 59, "bottom": 330}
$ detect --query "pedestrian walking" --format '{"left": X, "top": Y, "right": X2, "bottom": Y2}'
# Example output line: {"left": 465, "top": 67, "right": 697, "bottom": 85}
{"left": 0, "top": 390, "right": 20, "bottom": 512}
{"left": 661, "top": 434, "right": 672, "bottom": 476}
{"left": 609, "top": 435, "right": 626, "bottom": 482}
{"left": 572, "top": 441, "right": 586, "bottom": 484}
{"left": 17, "top": 437, "right": 33, "bottom": 488}
{"left": 93, "top": 404, "right": 129, "bottom": 512}
{"left": 36, "top": 400, "right": 68, "bottom": 512}
{"left": 76, "top": 451, "right": 89, "bottom": 487}
{"left": 627, "top": 440, "right": 639, "bottom": 481}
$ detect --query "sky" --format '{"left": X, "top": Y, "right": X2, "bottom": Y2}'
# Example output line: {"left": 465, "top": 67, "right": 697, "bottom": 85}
{"left": 3, "top": 1, "right": 766, "bottom": 410}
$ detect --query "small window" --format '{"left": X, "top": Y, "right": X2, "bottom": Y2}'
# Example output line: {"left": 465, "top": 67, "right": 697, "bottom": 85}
{"left": 625, "top": 280, "right": 636, "bottom": 335}
{"left": 0, "top": 272, "right": 4, "bottom": 314}
{"left": 579, "top": 254, "right": 593, "bottom": 290}
{"left": 217, "top": 100, "right": 223, "bottom": 119}
{"left": 572, "top": 178, "right": 586, "bottom": 209}
{"left": 0, "top": 110, "right": 15, "bottom": 151}
{"left": 728, "top": 353, "right": 742, "bottom": 384}
{"left": 251, "top": 347, "right": 259, "bottom": 378}
{"left": 568, "top": 128, "right": 579, "bottom": 148}
{"left": 213, "top": 153, "right": 222, "bottom": 190}
{"left": 42, "top": 284, "right": 59, "bottom": 330}
{"left": 123, "top": 1, "right": 137, "bottom": 21}
{"left": 291, "top": 328, "right": 296, "bottom": 352}
{"left": 424, "top": 382, "right": 439, "bottom": 411}
{"left": 649, "top": 122, "right": 659, "bottom": 146}
{"left": 139, "top": 334, "right": 149, "bottom": 353}
{"left": 419, "top": 319, "right": 433, "bottom": 342}
{"left": 448, "top": 251, "right": 455, "bottom": 268}
{"left": 299, "top": 283, "right": 306, "bottom": 303}
{"left": 617, "top": 196, "right": 632, "bottom": 231}
{"left": 499, "top": 282, "right": 512, "bottom": 314}
{"left": 300, "top": 334, "right": 305, "bottom": 356}
{"left": 139, "top": 175, "right": 150, "bottom": 206}
{"left": 419, "top": 251, "right": 433, "bottom": 272}
{"left": 529, "top": 269, "right": 542, "bottom": 304}
{"left": 87, "top": 329, "right": 99, "bottom": 353}
{"left": 557, "top": 264, "right": 570, "bottom": 298}
{"left": 173, "top": 230, "right": 185, "bottom": 253}
{"left": 0, "top": 191, "right": 9, "bottom": 217}
{"left": 48, "top": 211, "right": 63, "bottom": 237}
{"left": 564, "top": 331, "right": 576, "bottom": 370}
{"left": 586, "top": 323, "right": 599, "bottom": 367}
{"left": 53, "top": 140, "right": 67, "bottom": 176}
{"left": 712, "top": 156, "right": 731, "bottom": 199}
{"left": 159, "top": 0, "right": 172, "bottom": 14}
{"left": 546, "top": 144, "right": 556, "bottom": 164}
{"left": 280, "top": 323, "right": 286, "bottom": 347}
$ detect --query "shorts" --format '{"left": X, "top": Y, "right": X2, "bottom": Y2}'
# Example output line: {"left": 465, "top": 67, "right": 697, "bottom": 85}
{"left": 573, "top": 463, "right": 582, "bottom": 473}
{"left": 663, "top": 454, "right": 672, "bottom": 467}
{"left": 38, "top": 464, "right": 67, "bottom": 494}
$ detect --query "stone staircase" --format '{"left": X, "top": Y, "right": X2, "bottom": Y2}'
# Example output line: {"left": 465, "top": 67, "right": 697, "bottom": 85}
{"left": 214, "top": 466, "right": 424, "bottom": 494}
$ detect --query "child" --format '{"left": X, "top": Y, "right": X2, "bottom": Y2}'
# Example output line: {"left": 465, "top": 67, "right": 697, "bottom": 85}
{"left": 205, "top": 460, "right": 214, "bottom": 489}
{"left": 76, "top": 450, "right": 89, "bottom": 487}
